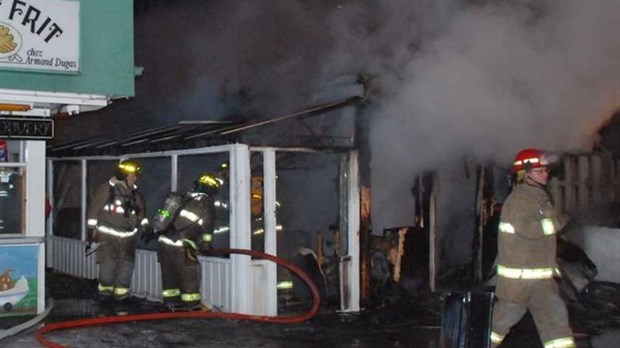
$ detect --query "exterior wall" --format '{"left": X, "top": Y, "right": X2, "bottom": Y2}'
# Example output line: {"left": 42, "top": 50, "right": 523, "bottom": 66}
{"left": 0, "top": 141, "right": 45, "bottom": 237}
{"left": 1, "top": 0, "right": 135, "bottom": 318}
{"left": 25, "top": 141, "right": 45, "bottom": 237}
{"left": 0, "top": 141, "right": 46, "bottom": 316}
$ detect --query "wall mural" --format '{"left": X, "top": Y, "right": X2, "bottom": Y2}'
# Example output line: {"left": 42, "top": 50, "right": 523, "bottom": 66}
{"left": 0, "top": 243, "right": 41, "bottom": 317}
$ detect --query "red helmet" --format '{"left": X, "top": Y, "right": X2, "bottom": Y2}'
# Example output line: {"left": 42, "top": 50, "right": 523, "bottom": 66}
{"left": 511, "top": 148, "right": 556, "bottom": 174}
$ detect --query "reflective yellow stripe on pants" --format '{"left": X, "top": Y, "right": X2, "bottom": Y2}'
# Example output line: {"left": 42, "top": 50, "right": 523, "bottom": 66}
{"left": 181, "top": 293, "right": 201, "bottom": 303}
{"left": 114, "top": 287, "right": 129, "bottom": 296}
{"left": 497, "top": 265, "right": 555, "bottom": 279}
{"left": 544, "top": 336, "right": 576, "bottom": 348}
{"left": 98, "top": 283, "right": 114, "bottom": 293}
{"left": 163, "top": 288, "right": 181, "bottom": 298}
{"left": 490, "top": 331, "right": 504, "bottom": 345}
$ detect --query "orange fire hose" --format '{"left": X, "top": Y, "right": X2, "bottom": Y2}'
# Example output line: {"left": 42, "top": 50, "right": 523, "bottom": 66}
{"left": 35, "top": 248, "right": 321, "bottom": 348}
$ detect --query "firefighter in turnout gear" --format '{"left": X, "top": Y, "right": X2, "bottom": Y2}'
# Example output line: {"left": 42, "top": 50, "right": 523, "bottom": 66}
{"left": 490, "top": 149, "right": 575, "bottom": 348}
{"left": 87, "top": 160, "right": 147, "bottom": 302}
{"left": 213, "top": 162, "right": 230, "bottom": 239}
{"left": 150, "top": 172, "right": 221, "bottom": 310}
{"left": 214, "top": 161, "right": 284, "bottom": 252}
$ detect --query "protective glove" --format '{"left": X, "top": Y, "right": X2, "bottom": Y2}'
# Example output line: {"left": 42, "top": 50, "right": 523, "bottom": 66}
{"left": 85, "top": 242, "right": 99, "bottom": 256}
{"left": 199, "top": 241, "right": 213, "bottom": 255}
{"left": 140, "top": 224, "right": 158, "bottom": 243}
{"left": 89, "top": 228, "right": 98, "bottom": 243}
{"left": 199, "top": 233, "right": 213, "bottom": 255}
{"left": 141, "top": 231, "right": 158, "bottom": 244}
{"left": 142, "top": 223, "right": 154, "bottom": 235}
{"left": 85, "top": 228, "right": 97, "bottom": 254}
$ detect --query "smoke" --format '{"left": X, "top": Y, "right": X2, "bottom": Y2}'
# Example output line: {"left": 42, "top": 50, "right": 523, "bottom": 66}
{"left": 65, "top": 1, "right": 619, "bottom": 243}
{"left": 130, "top": 0, "right": 339, "bottom": 123}
{"left": 321, "top": 0, "right": 620, "bottom": 232}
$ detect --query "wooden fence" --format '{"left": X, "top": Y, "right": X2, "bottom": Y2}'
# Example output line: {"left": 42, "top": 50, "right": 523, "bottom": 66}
{"left": 549, "top": 153, "right": 620, "bottom": 215}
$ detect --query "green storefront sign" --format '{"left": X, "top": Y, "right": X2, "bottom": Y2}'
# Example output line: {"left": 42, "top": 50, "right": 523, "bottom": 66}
{"left": 0, "top": 0, "right": 134, "bottom": 98}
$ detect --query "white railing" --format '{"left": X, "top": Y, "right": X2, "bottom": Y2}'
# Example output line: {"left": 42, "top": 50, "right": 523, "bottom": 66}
{"left": 47, "top": 235, "right": 98, "bottom": 279}
{"left": 200, "top": 256, "right": 233, "bottom": 311}
{"left": 48, "top": 235, "right": 233, "bottom": 311}
{"left": 131, "top": 249, "right": 162, "bottom": 301}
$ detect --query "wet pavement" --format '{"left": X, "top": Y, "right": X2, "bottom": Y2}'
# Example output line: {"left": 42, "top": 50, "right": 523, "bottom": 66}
{"left": 1, "top": 271, "right": 619, "bottom": 347}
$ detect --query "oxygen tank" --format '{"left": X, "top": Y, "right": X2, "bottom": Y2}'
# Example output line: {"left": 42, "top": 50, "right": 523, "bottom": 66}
{"left": 152, "top": 192, "right": 184, "bottom": 234}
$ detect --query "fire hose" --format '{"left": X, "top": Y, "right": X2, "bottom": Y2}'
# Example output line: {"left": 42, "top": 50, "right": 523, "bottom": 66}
{"left": 35, "top": 248, "right": 321, "bottom": 348}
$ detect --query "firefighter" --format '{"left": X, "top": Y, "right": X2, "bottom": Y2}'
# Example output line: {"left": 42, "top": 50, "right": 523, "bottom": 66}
{"left": 212, "top": 161, "right": 282, "bottom": 251}
{"left": 149, "top": 172, "right": 221, "bottom": 311}
{"left": 213, "top": 161, "right": 230, "bottom": 237}
{"left": 490, "top": 149, "right": 575, "bottom": 348}
{"left": 87, "top": 159, "right": 147, "bottom": 302}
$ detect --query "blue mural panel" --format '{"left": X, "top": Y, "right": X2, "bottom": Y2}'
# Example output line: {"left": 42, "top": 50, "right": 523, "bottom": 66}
{"left": 0, "top": 243, "right": 42, "bottom": 317}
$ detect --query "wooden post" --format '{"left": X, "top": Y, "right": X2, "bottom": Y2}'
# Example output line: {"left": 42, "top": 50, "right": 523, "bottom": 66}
{"left": 359, "top": 186, "right": 372, "bottom": 304}
{"left": 474, "top": 165, "right": 484, "bottom": 284}
{"left": 429, "top": 175, "right": 438, "bottom": 292}
{"left": 564, "top": 155, "right": 577, "bottom": 214}
{"left": 577, "top": 155, "right": 590, "bottom": 212}
{"left": 392, "top": 228, "right": 408, "bottom": 283}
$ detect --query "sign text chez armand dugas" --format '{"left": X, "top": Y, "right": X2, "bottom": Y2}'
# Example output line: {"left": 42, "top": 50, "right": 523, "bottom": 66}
{"left": 0, "top": 117, "right": 54, "bottom": 140}
{"left": 0, "top": 0, "right": 79, "bottom": 73}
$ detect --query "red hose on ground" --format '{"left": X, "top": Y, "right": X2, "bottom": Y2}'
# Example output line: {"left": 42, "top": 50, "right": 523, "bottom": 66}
{"left": 35, "top": 248, "right": 321, "bottom": 348}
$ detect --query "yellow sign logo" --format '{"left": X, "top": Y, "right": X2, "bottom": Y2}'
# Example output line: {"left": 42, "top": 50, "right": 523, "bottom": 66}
{"left": 0, "top": 22, "right": 21, "bottom": 58}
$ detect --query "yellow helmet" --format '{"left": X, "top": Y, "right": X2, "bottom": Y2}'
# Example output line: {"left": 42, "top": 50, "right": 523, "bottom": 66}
{"left": 116, "top": 159, "right": 141, "bottom": 179}
{"left": 195, "top": 172, "right": 223, "bottom": 194}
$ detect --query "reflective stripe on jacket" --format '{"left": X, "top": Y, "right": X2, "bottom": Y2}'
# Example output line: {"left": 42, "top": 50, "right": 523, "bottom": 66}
{"left": 161, "top": 191, "right": 215, "bottom": 248}
{"left": 497, "top": 182, "right": 559, "bottom": 272}
{"left": 87, "top": 176, "right": 146, "bottom": 232}
{"left": 97, "top": 225, "right": 138, "bottom": 238}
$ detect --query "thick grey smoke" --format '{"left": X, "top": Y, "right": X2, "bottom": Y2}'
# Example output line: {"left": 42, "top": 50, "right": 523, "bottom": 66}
{"left": 322, "top": 0, "right": 620, "bottom": 234}
{"left": 64, "top": 1, "right": 619, "bottom": 255}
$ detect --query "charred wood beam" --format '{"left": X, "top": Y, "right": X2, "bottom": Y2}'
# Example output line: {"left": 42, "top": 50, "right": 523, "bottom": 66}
{"left": 220, "top": 96, "right": 362, "bottom": 136}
